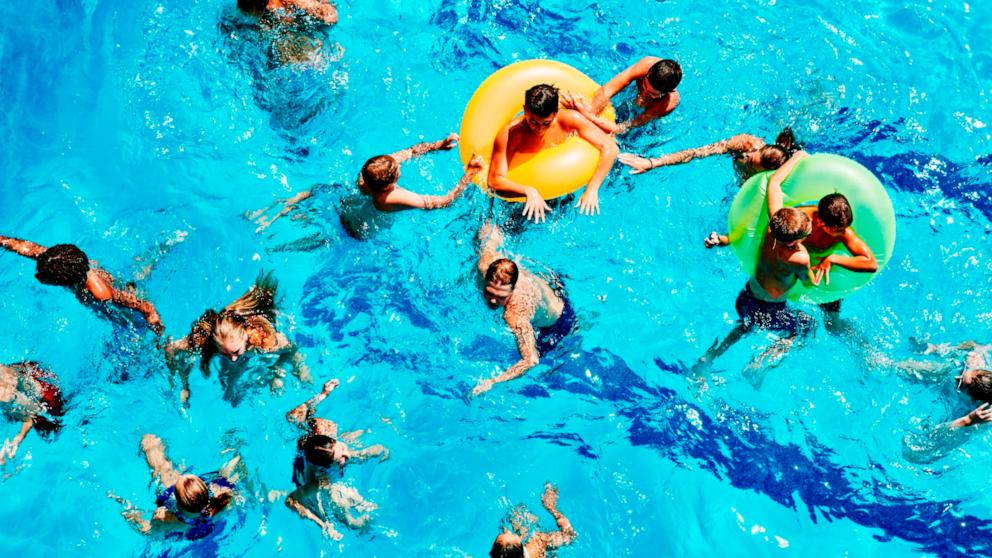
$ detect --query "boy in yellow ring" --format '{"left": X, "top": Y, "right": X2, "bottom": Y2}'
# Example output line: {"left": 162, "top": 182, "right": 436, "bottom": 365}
{"left": 488, "top": 84, "right": 619, "bottom": 222}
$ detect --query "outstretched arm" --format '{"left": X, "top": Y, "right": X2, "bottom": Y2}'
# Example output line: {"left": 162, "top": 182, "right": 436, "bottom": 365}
{"left": 477, "top": 223, "right": 505, "bottom": 276}
{"left": 377, "top": 155, "right": 485, "bottom": 211}
{"left": 287, "top": 0, "right": 338, "bottom": 24}
{"left": 287, "top": 379, "right": 340, "bottom": 427}
{"left": 619, "top": 134, "right": 762, "bottom": 174}
{"left": 950, "top": 403, "right": 992, "bottom": 429}
{"left": 110, "top": 284, "right": 164, "bottom": 335}
{"left": 0, "top": 418, "right": 34, "bottom": 465}
{"left": 0, "top": 235, "right": 47, "bottom": 259}
{"left": 766, "top": 151, "right": 808, "bottom": 218}
{"left": 530, "top": 483, "right": 578, "bottom": 554}
{"left": 390, "top": 133, "right": 459, "bottom": 164}
{"left": 471, "top": 318, "right": 539, "bottom": 396}
{"left": 286, "top": 480, "right": 343, "bottom": 540}
{"left": 564, "top": 111, "right": 619, "bottom": 216}
{"left": 589, "top": 56, "right": 658, "bottom": 114}
{"left": 140, "top": 434, "right": 181, "bottom": 487}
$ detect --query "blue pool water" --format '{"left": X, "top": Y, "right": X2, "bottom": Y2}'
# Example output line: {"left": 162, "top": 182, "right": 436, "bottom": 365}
{"left": 2, "top": 0, "right": 992, "bottom": 556}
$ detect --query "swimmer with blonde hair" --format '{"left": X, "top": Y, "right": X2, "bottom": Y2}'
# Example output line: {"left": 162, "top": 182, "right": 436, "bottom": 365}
{"left": 108, "top": 434, "right": 243, "bottom": 540}
{"left": 0, "top": 236, "right": 164, "bottom": 334}
{"left": 488, "top": 483, "right": 577, "bottom": 558}
{"left": 273, "top": 379, "right": 388, "bottom": 539}
{"left": 165, "top": 272, "right": 310, "bottom": 405}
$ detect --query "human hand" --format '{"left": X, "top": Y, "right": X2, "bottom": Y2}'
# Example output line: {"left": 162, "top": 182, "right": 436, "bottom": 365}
{"left": 471, "top": 378, "right": 494, "bottom": 397}
{"left": 541, "top": 482, "right": 560, "bottom": 510}
{"left": 968, "top": 403, "right": 992, "bottom": 425}
{"left": 438, "top": 133, "right": 459, "bottom": 151}
{"left": 323, "top": 379, "right": 340, "bottom": 394}
{"left": 812, "top": 256, "right": 833, "bottom": 286}
{"left": 322, "top": 521, "right": 344, "bottom": 541}
{"left": 523, "top": 188, "right": 552, "bottom": 223}
{"left": 560, "top": 91, "right": 590, "bottom": 113}
{"left": 466, "top": 154, "right": 485, "bottom": 175}
{"left": 575, "top": 189, "right": 600, "bottom": 216}
{"left": 704, "top": 232, "right": 721, "bottom": 249}
{"left": 618, "top": 153, "right": 653, "bottom": 174}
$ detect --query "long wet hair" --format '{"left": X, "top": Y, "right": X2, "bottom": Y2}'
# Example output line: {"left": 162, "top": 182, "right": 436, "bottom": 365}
{"left": 185, "top": 272, "right": 280, "bottom": 375}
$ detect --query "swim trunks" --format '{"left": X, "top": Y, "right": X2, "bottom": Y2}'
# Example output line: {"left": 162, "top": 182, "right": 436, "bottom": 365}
{"left": 819, "top": 299, "right": 842, "bottom": 314}
{"left": 735, "top": 284, "right": 812, "bottom": 334}
{"left": 536, "top": 292, "right": 577, "bottom": 355}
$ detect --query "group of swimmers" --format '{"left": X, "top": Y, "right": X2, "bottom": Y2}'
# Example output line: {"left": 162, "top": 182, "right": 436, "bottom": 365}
{"left": 3, "top": 0, "right": 990, "bottom": 553}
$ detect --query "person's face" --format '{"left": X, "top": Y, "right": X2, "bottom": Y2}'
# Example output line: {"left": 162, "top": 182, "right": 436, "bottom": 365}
{"left": 331, "top": 441, "right": 351, "bottom": 466}
{"left": 217, "top": 332, "right": 248, "bottom": 362}
{"left": 484, "top": 281, "right": 513, "bottom": 308}
{"left": 523, "top": 108, "right": 555, "bottom": 135}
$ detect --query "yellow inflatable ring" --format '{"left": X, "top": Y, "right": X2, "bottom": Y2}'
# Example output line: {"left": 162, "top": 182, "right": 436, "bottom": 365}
{"left": 458, "top": 59, "right": 616, "bottom": 201}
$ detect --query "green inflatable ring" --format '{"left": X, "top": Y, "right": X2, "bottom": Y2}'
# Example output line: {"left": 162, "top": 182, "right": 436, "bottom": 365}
{"left": 727, "top": 154, "right": 896, "bottom": 304}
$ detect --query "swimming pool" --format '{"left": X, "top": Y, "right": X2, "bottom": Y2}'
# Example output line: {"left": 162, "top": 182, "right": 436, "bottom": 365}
{"left": 2, "top": 0, "right": 992, "bottom": 555}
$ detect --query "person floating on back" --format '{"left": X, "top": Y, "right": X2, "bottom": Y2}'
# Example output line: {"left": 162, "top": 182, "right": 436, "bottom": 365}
{"left": 0, "top": 362, "right": 67, "bottom": 465}
{"left": 488, "top": 84, "right": 619, "bottom": 222}
{"left": 165, "top": 272, "right": 310, "bottom": 405}
{"left": 0, "top": 236, "right": 164, "bottom": 334}
{"left": 108, "top": 434, "right": 244, "bottom": 540}
{"left": 488, "top": 483, "right": 577, "bottom": 558}
{"left": 276, "top": 379, "right": 388, "bottom": 540}
{"left": 472, "top": 223, "right": 577, "bottom": 396}
{"left": 563, "top": 57, "right": 682, "bottom": 135}
{"left": 694, "top": 153, "right": 814, "bottom": 384}
{"left": 237, "top": 0, "right": 338, "bottom": 25}
{"left": 618, "top": 128, "right": 798, "bottom": 181}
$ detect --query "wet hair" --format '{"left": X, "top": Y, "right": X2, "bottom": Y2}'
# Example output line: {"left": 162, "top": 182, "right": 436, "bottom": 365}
{"left": 817, "top": 193, "right": 853, "bottom": 229}
{"left": 175, "top": 475, "right": 210, "bottom": 514}
{"left": 302, "top": 434, "right": 338, "bottom": 467}
{"left": 485, "top": 259, "right": 519, "bottom": 288}
{"left": 489, "top": 538, "right": 525, "bottom": 558}
{"left": 35, "top": 244, "right": 90, "bottom": 286}
{"left": 769, "top": 207, "right": 812, "bottom": 243}
{"left": 237, "top": 0, "right": 268, "bottom": 11}
{"left": 361, "top": 155, "right": 400, "bottom": 192}
{"left": 774, "top": 127, "right": 799, "bottom": 152}
{"left": 524, "top": 84, "right": 559, "bottom": 118}
{"left": 964, "top": 370, "right": 992, "bottom": 404}
{"left": 756, "top": 145, "right": 789, "bottom": 171}
{"left": 646, "top": 59, "right": 682, "bottom": 93}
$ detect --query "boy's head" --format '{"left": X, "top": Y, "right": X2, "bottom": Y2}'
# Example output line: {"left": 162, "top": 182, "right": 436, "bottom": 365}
{"left": 361, "top": 155, "right": 400, "bottom": 192}
{"left": 302, "top": 433, "right": 349, "bottom": 467}
{"left": 769, "top": 207, "right": 812, "bottom": 244}
{"left": 174, "top": 474, "right": 210, "bottom": 514}
{"left": 489, "top": 532, "right": 525, "bottom": 558}
{"left": 756, "top": 145, "right": 789, "bottom": 171}
{"left": 524, "top": 84, "right": 559, "bottom": 119}
{"left": 959, "top": 369, "right": 992, "bottom": 404}
{"left": 35, "top": 244, "right": 90, "bottom": 286}
{"left": 483, "top": 258, "right": 519, "bottom": 308}
{"left": 817, "top": 193, "right": 853, "bottom": 231}
{"left": 646, "top": 59, "right": 682, "bottom": 93}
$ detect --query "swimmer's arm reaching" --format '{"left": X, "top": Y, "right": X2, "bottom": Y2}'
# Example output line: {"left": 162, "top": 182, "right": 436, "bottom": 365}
{"left": 140, "top": 434, "right": 181, "bottom": 488}
{"left": 350, "top": 444, "right": 389, "bottom": 463}
{"left": 0, "top": 418, "right": 33, "bottom": 465}
{"left": 530, "top": 483, "right": 577, "bottom": 553}
{"left": 619, "top": 134, "right": 762, "bottom": 174}
{"left": 562, "top": 91, "right": 620, "bottom": 134}
{"left": 811, "top": 229, "right": 879, "bottom": 285}
{"left": 390, "top": 133, "right": 459, "bottom": 164}
{"left": 950, "top": 402, "right": 992, "bottom": 429}
{"left": 477, "top": 223, "right": 505, "bottom": 275}
{"left": 488, "top": 127, "right": 551, "bottom": 223}
{"left": 471, "top": 318, "right": 539, "bottom": 396}
{"left": 589, "top": 56, "right": 659, "bottom": 114}
{"left": 378, "top": 155, "right": 485, "bottom": 211}
{"left": 287, "top": 379, "right": 340, "bottom": 427}
{"left": 0, "top": 235, "right": 47, "bottom": 258}
{"left": 108, "top": 282, "right": 164, "bottom": 335}
{"left": 561, "top": 110, "right": 619, "bottom": 216}
{"left": 286, "top": 481, "right": 344, "bottom": 540}
{"left": 766, "top": 151, "right": 808, "bottom": 218}
{"left": 287, "top": 0, "right": 338, "bottom": 24}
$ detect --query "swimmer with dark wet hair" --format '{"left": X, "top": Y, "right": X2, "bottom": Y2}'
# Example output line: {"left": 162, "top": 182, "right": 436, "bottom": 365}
{"left": 562, "top": 56, "right": 682, "bottom": 135}
{"left": 237, "top": 0, "right": 338, "bottom": 25}
{"left": 488, "top": 483, "right": 576, "bottom": 558}
{"left": 619, "top": 128, "right": 799, "bottom": 180}
{"left": 274, "top": 379, "right": 388, "bottom": 540}
{"left": 0, "top": 362, "right": 66, "bottom": 465}
{"left": 108, "top": 434, "right": 243, "bottom": 540}
{"left": 471, "top": 223, "right": 577, "bottom": 397}
{"left": 0, "top": 236, "right": 164, "bottom": 334}
{"left": 165, "top": 272, "right": 310, "bottom": 405}
{"left": 488, "top": 84, "right": 619, "bottom": 221}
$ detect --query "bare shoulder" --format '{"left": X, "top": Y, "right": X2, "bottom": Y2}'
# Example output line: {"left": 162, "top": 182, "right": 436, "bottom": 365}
{"left": 633, "top": 56, "right": 662, "bottom": 74}
{"left": 727, "top": 133, "right": 764, "bottom": 151}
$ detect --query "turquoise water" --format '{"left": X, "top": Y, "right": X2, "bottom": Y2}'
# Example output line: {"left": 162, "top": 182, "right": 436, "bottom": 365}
{"left": 2, "top": 0, "right": 992, "bottom": 556}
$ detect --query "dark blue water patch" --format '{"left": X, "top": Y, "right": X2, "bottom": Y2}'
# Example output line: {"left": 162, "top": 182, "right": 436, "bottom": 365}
{"left": 525, "top": 430, "right": 598, "bottom": 459}
{"left": 542, "top": 350, "right": 992, "bottom": 556}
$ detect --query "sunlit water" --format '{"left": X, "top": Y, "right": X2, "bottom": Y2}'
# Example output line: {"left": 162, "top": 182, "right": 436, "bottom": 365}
{"left": 2, "top": 0, "right": 992, "bottom": 556}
